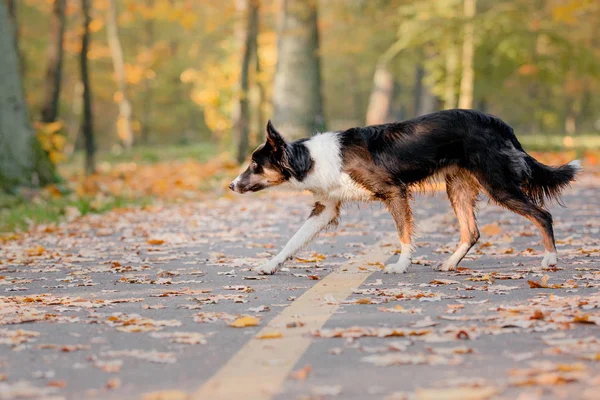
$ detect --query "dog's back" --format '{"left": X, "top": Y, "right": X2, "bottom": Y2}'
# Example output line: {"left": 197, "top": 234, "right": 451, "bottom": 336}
{"left": 339, "top": 109, "right": 579, "bottom": 204}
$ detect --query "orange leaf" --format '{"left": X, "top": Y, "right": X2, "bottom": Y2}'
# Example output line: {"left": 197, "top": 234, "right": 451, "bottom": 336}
{"left": 481, "top": 223, "right": 502, "bottom": 236}
{"left": 290, "top": 364, "right": 312, "bottom": 381}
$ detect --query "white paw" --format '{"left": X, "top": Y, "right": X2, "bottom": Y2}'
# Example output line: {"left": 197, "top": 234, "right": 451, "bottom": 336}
{"left": 254, "top": 260, "right": 283, "bottom": 275}
{"left": 383, "top": 257, "right": 411, "bottom": 274}
{"left": 541, "top": 251, "right": 558, "bottom": 268}
{"left": 435, "top": 261, "right": 457, "bottom": 272}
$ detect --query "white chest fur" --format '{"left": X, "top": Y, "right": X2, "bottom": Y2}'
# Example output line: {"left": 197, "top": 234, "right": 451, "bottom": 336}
{"left": 289, "top": 133, "right": 375, "bottom": 202}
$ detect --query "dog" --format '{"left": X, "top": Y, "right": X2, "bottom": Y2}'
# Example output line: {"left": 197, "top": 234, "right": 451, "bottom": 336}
{"left": 229, "top": 109, "right": 581, "bottom": 275}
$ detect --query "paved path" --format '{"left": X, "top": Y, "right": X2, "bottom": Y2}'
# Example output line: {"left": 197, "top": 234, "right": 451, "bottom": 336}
{"left": 1, "top": 173, "right": 599, "bottom": 400}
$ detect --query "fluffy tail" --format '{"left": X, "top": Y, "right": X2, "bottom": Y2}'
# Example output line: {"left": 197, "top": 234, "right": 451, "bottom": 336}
{"left": 523, "top": 158, "right": 582, "bottom": 206}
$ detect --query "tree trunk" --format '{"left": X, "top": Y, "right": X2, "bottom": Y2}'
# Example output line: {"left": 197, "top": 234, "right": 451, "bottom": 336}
{"left": 413, "top": 64, "right": 424, "bottom": 116}
{"left": 251, "top": 45, "right": 266, "bottom": 149}
{"left": 234, "top": 0, "right": 259, "bottom": 164}
{"left": 364, "top": 37, "right": 410, "bottom": 125}
{"left": 0, "top": 2, "right": 54, "bottom": 191}
{"left": 458, "top": 0, "right": 476, "bottom": 109}
{"left": 65, "top": 82, "right": 83, "bottom": 156}
{"left": 444, "top": 42, "right": 458, "bottom": 109}
{"left": 40, "top": 0, "right": 66, "bottom": 123}
{"left": 365, "top": 63, "right": 394, "bottom": 125}
{"left": 80, "top": 0, "right": 95, "bottom": 175}
{"left": 5, "top": 0, "right": 23, "bottom": 73}
{"left": 106, "top": 0, "right": 134, "bottom": 150}
{"left": 413, "top": 64, "right": 436, "bottom": 116}
{"left": 141, "top": 0, "right": 154, "bottom": 144}
{"left": 272, "top": 0, "right": 325, "bottom": 139}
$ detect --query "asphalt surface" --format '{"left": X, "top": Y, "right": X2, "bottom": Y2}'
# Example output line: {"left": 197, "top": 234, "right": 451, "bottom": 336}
{"left": 1, "top": 172, "right": 599, "bottom": 400}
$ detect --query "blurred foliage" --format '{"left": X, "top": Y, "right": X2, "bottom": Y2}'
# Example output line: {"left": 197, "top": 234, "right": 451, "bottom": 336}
{"left": 0, "top": 143, "right": 239, "bottom": 233}
{"left": 16, "top": 0, "right": 600, "bottom": 150}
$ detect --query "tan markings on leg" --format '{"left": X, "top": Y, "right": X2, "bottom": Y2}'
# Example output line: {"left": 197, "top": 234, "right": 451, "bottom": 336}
{"left": 526, "top": 215, "right": 555, "bottom": 252}
{"left": 386, "top": 190, "right": 413, "bottom": 247}
{"left": 440, "top": 171, "right": 480, "bottom": 271}
{"left": 309, "top": 202, "right": 326, "bottom": 218}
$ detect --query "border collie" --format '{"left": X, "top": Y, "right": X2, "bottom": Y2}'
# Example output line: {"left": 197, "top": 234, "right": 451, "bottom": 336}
{"left": 229, "top": 109, "right": 581, "bottom": 275}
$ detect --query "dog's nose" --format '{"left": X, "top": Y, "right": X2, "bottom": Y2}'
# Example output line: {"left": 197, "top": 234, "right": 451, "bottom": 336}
{"left": 228, "top": 182, "right": 235, "bottom": 191}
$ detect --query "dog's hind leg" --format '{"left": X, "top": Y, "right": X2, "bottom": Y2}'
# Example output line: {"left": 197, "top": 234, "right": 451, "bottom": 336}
{"left": 384, "top": 188, "right": 414, "bottom": 274}
{"left": 254, "top": 199, "right": 341, "bottom": 275}
{"left": 437, "top": 171, "right": 480, "bottom": 271}
{"left": 480, "top": 181, "right": 557, "bottom": 267}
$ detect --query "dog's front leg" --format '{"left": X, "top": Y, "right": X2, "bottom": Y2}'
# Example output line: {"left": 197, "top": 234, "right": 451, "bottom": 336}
{"left": 255, "top": 200, "right": 341, "bottom": 275}
{"left": 384, "top": 190, "right": 414, "bottom": 274}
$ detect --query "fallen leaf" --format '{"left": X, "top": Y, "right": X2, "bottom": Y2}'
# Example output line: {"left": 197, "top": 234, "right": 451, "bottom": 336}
{"left": 256, "top": 331, "right": 283, "bottom": 339}
{"left": 481, "top": 223, "right": 502, "bottom": 236}
{"left": 290, "top": 364, "right": 312, "bottom": 380}
{"left": 230, "top": 316, "right": 259, "bottom": 328}
{"left": 106, "top": 377, "right": 121, "bottom": 390}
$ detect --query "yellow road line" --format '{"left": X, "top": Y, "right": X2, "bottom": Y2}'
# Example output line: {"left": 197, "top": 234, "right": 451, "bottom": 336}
{"left": 192, "top": 234, "right": 395, "bottom": 400}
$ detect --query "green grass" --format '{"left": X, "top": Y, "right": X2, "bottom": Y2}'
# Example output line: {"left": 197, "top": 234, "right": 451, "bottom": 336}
{"left": 519, "top": 134, "right": 600, "bottom": 152}
{"left": 0, "top": 193, "right": 152, "bottom": 233}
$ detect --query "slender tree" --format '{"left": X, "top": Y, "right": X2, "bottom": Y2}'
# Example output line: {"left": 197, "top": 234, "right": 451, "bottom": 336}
{"left": 141, "top": 0, "right": 154, "bottom": 144}
{"left": 458, "top": 0, "right": 476, "bottom": 109}
{"left": 272, "top": 0, "right": 325, "bottom": 139}
{"left": 365, "top": 63, "right": 394, "bottom": 125}
{"left": 0, "top": 2, "right": 53, "bottom": 191}
{"left": 234, "top": 0, "right": 259, "bottom": 163}
{"left": 40, "top": 0, "right": 66, "bottom": 123}
{"left": 444, "top": 42, "right": 458, "bottom": 109}
{"left": 106, "top": 0, "right": 134, "bottom": 149}
{"left": 364, "top": 36, "right": 410, "bottom": 125}
{"left": 80, "top": 0, "right": 95, "bottom": 175}
{"left": 251, "top": 43, "right": 266, "bottom": 149}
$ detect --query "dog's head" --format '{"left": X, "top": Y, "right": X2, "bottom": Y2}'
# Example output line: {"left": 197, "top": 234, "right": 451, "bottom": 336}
{"left": 229, "top": 121, "right": 289, "bottom": 194}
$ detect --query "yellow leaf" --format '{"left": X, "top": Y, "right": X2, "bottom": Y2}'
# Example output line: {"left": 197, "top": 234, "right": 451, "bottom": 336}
{"left": 51, "top": 134, "right": 66, "bottom": 150}
{"left": 26, "top": 245, "right": 45, "bottom": 256}
{"left": 89, "top": 19, "right": 104, "bottom": 32}
{"left": 356, "top": 298, "right": 372, "bottom": 304}
{"left": 49, "top": 151, "right": 66, "bottom": 164}
{"left": 45, "top": 121, "right": 64, "bottom": 133}
{"left": 147, "top": 239, "right": 165, "bottom": 245}
{"left": 256, "top": 331, "right": 283, "bottom": 339}
{"left": 230, "top": 316, "right": 259, "bottom": 328}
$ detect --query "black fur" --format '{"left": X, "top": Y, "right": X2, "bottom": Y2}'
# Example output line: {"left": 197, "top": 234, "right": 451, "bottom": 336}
{"left": 285, "top": 139, "right": 313, "bottom": 182}
{"left": 261, "top": 121, "right": 314, "bottom": 182}
{"left": 339, "top": 109, "right": 578, "bottom": 204}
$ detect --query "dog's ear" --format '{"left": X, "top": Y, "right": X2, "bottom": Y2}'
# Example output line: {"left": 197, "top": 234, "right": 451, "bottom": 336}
{"left": 266, "top": 120, "right": 286, "bottom": 150}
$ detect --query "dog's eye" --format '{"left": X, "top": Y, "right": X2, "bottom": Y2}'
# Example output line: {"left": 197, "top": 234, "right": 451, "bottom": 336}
{"left": 251, "top": 161, "right": 258, "bottom": 169}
